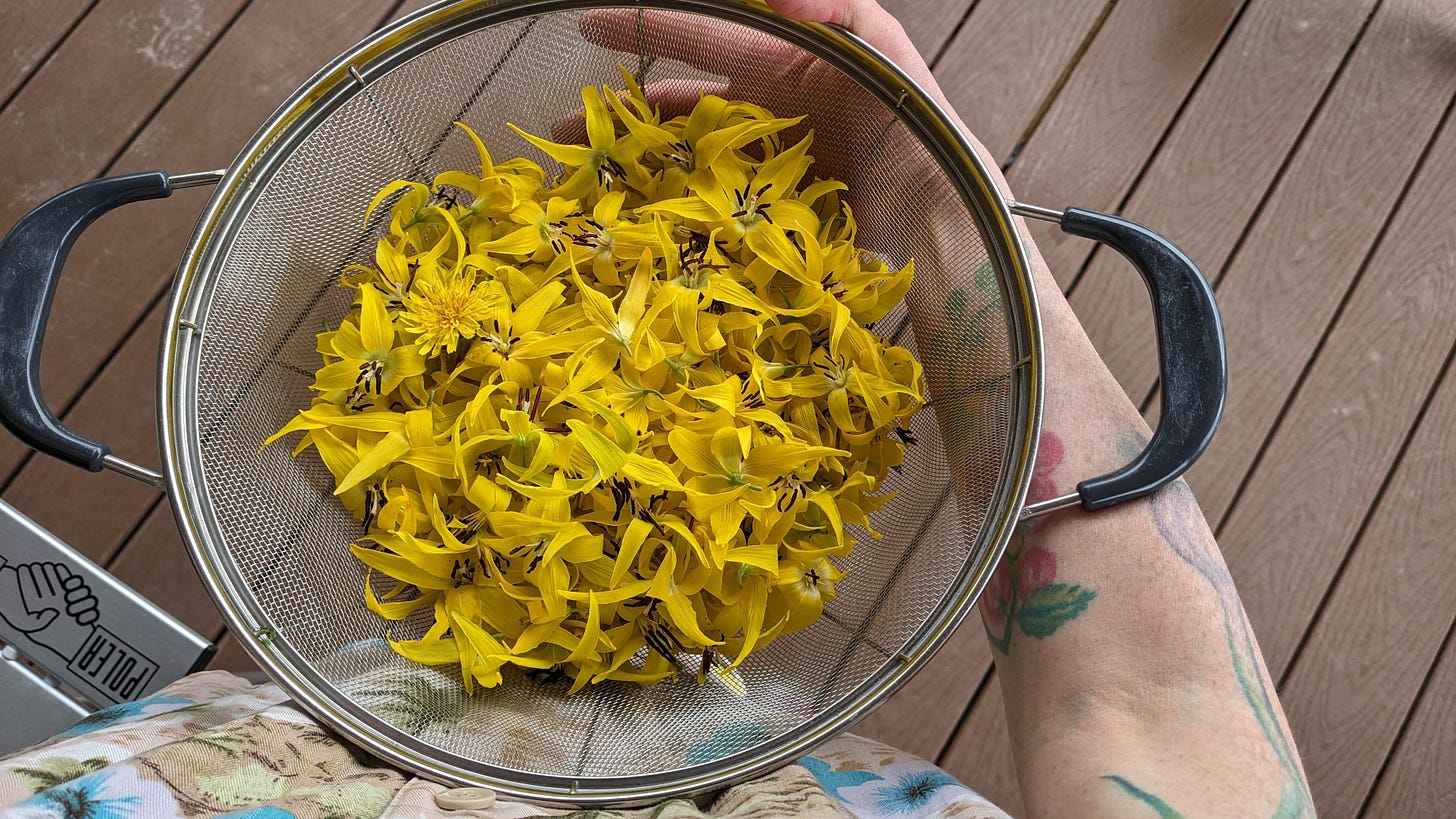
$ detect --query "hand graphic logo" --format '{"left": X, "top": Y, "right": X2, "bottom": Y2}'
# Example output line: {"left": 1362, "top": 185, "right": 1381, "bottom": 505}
{"left": 0, "top": 559, "right": 100, "bottom": 662}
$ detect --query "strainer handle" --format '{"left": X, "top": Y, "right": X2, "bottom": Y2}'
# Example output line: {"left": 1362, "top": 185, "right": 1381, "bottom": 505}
{"left": 0, "top": 172, "right": 179, "bottom": 481}
{"left": 1015, "top": 204, "right": 1227, "bottom": 514}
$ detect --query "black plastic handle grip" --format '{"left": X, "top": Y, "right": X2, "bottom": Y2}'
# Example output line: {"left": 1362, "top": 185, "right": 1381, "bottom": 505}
{"left": 0, "top": 172, "right": 174, "bottom": 471}
{"left": 1058, "top": 207, "right": 1227, "bottom": 510}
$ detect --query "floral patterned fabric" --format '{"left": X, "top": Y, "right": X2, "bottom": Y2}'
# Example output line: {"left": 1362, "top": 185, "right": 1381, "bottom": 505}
{"left": 0, "top": 672, "right": 1009, "bottom": 819}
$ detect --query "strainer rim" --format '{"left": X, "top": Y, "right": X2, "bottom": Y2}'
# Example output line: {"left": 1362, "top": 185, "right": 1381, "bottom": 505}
{"left": 159, "top": 0, "right": 1043, "bottom": 805}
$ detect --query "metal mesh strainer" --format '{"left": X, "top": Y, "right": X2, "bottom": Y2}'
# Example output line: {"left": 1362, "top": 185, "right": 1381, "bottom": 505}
{"left": 0, "top": 0, "right": 1226, "bottom": 807}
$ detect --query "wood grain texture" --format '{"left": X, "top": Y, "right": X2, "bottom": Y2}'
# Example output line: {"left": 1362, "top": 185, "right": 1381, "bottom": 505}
{"left": 1362, "top": 625, "right": 1456, "bottom": 817}
{"left": 1007, "top": 0, "right": 1246, "bottom": 290}
{"left": 0, "top": 0, "right": 94, "bottom": 107}
{"left": 0, "top": 0, "right": 404, "bottom": 550}
{"left": 207, "top": 630, "right": 262, "bottom": 674}
{"left": 886, "top": 0, "right": 977, "bottom": 60}
{"left": 0, "top": 0, "right": 250, "bottom": 480}
{"left": 1067, "top": 0, "right": 1379, "bottom": 402}
{"left": 938, "top": 671, "right": 1025, "bottom": 817}
{"left": 3, "top": 290, "right": 171, "bottom": 562}
{"left": 934, "top": 0, "right": 1111, "bottom": 160}
{"left": 854, "top": 626, "right": 990, "bottom": 760}
{"left": 1217, "top": 101, "right": 1456, "bottom": 679}
{"left": 1185, "top": 0, "right": 1456, "bottom": 525}
{"left": 106, "top": 500, "right": 221, "bottom": 637}
{"left": 1276, "top": 356, "right": 1456, "bottom": 815}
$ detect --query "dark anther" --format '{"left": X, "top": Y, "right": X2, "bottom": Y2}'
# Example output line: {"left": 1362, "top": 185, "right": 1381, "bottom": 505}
{"left": 641, "top": 601, "right": 685, "bottom": 668}
{"left": 610, "top": 478, "right": 633, "bottom": 521}
{"left": 362, "top": 483, "right": 385, "bottom": 531}
{"left": 431, "top": 185, "right": 460, "bottom": 208}
{"left": 525, "top": 665, "right": 569, "bottom": 685}
{"left": 450, "top": 558, "right": 477, "bottom": 587}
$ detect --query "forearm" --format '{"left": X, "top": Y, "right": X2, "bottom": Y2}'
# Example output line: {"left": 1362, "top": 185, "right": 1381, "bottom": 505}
{"left": 758, "top": 2, "right": 1309, "bottom": 812}
{"left": 982, "top": 242, "right": 1313, "bottom": 817}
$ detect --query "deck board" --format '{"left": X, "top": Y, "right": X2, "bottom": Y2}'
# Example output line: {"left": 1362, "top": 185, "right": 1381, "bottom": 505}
{"left": 4, "top": 293, "right": 172, "bottom": 563}
{"left": 1005, "top": 0, "right": 1248, "bottom": 290}
{"left": 1363, "top": 625, "right": 1456, "bottom": 816}
{"left": 935, "top": 0, "right": 1279, "bottom": 795}
{"left": 1, "top": 0, "right": 1453, "bottom": 813}
{"left": 109, "top": 501, "right": 223, "bottom": 637}
{"left": 1215, "top": 95, "right": 1456, "bottom": 677}
{"left": 0, "top": 0, "right": 95, "bottom": 108}
{"left": 932, "top": 0, "right": 1113, "bottom": 160}
{"left": 0, "top": 0, "right": 412, "bottom": 575}
{"left": 1101, "top": 0, "right": 1456, "bottom": 523}
{"left": 855, "top": 627, "right": 990, "bottom": 762}
{"left": 1278, "top": 351, "right": 1456, "bottom": 815}
{"left": 894, "top": 0, "right": 977, "bottom": 59}
{"left": 1232, "top": 97, "right": 1456, "bottom": 814}
{"left": 207, "top": 631, "right": 261, "bottom": 674}
{"left": 939, "top": 671, "right": 1024, "bottom": 816}
{"left": 0, "top": 0, "right": 250, "bottom": 484}
{"left": 1066, "top": 0, "right": 1380, "bottom": 404}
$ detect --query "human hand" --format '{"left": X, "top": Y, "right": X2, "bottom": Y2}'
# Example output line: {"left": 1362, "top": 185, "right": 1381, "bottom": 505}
{"left": 578, "top": 0, "right": 957, "bottom": 186}
{"left": 0, "top": 558, "right": 99, "bottom": 661}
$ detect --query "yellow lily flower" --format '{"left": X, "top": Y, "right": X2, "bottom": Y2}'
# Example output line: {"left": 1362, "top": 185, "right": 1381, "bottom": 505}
{"left": 310, "top": 284, "right": 426, "bottom": 399}
{"left": 271, "top": 82, "right": 929, "bottom": 694}
{"left": 509, "top": 85, "right": 657, "bottom": 199}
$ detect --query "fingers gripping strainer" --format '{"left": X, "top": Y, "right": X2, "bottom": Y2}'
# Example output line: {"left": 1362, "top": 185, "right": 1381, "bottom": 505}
{"left": 0, "top": 0, "right": 1226, "bottom": 806}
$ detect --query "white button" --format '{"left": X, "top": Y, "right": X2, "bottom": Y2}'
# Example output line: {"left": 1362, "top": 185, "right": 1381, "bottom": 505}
{"left": 434, "top": 786, "right": 497, "bottom": 810}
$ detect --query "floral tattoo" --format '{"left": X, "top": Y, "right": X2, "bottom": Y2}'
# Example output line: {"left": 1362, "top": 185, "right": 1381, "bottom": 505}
{"left": 979, "top": 431, "right": 1095, "bottom": 655}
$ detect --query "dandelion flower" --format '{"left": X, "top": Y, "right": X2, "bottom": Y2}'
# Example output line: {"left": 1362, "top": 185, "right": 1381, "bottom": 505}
{"left": 400, "top": 272, "right": 494, "bottom": 356}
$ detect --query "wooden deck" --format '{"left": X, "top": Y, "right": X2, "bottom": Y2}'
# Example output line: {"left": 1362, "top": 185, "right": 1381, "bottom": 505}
{"left": 2, "top": 0, "right": 1453, "bottom": 814}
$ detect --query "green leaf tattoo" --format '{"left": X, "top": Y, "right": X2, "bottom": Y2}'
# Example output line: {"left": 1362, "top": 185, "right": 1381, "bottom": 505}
{"left": 980, "top": 523, "right": 1096, "bottom": 655}
{"left": 981, "top": 431, "right": 1094, "bottom": 655}
{"left": 1104, "top": 772, "right": 1311, "bottom": 819}
{"left": 1017, "top": 583, "right": 1096, "bottom": 638}
{"left": 1103, "top": 776, "right": 1185, "bottom": 819}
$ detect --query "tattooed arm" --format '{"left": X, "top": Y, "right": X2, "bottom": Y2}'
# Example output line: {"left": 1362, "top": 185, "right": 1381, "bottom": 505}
{"left": 752, "top": 2, "right": 1315, "bottom": 816}
{"left": 982, "top": 244, "right": 1314, "bottom": 818}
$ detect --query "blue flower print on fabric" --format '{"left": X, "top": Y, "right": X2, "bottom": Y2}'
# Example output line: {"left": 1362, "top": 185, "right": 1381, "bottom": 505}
{"left": 871, "top": 769, "right": 963, "bottom": 815}
{"left": 10, "top": 771, "right": 143, "bottom": 819}
{"left": 60, "top": 696, "right": 193, "bottom": 736}
{"left": 216, "top": 808, "right": 297, "bottom": 819}
{"left": 799, "top": 755, "right": 884, "bottom": 802}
